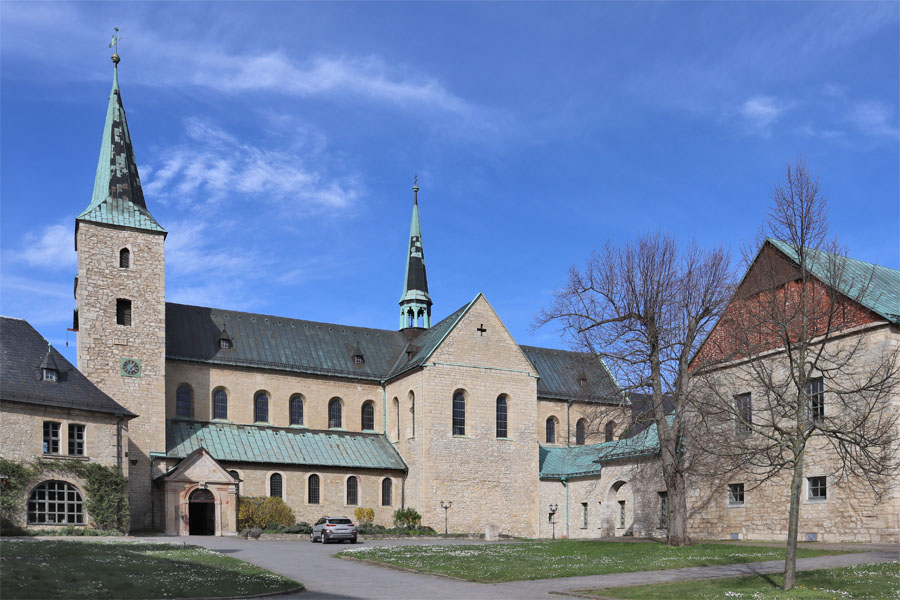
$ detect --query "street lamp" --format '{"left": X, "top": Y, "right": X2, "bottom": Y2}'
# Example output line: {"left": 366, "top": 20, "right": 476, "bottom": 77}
{"left": 440, "top": 500, "right": 452, "bottom": 535}
{"left": 548, "top": 503, "right": 559, "bottom": 540}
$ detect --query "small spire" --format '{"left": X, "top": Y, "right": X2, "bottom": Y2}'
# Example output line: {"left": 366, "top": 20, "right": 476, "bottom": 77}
{"left": 109, "top": 27, "right": 121, "bottom": 65}
{"left": 412, "top": 174, "right": 419, "bottom": 205}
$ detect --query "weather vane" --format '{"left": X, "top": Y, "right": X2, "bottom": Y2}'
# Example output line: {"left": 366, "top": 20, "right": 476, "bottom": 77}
{"left": 109, "top": 27, "right": 121, "bottom": 63}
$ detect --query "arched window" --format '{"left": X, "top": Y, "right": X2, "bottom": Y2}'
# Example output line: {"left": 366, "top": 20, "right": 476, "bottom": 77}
{"left": 27, "top": 481, "right": 83, "bottom": 524}
{"left": 346, "top": 476, "right": 358, "bottom": 506}
{"left": 394, "top": 398, "right": 400, "bottom": 439}
{"left": 605, "top": 421, "right": 616, "bottom": 443}
{"left": 576, "top": 419, "right": 587, "bottom": 445}
{"left": 452, "top": 390, "right": 466, "bottom": 436}
{"left": 308, "top": 474, "right": 320, "bottom": 504}
{"left": 381, "top": 478, "right": 392, "bottom": 506}
{"left": 213, "top": 388, "right": 228, "bottom": 420}
{"left": 119, "top": 248, "right": 130, "bottom": 269}
{"left": 496, "top": 395, "right": 508, "bottom": 438}
{"left": 545, "top": 417, "right": 557, "bottom": 444}
{"left": 361, "top": 401, "right": 375, "bottom": 431}
{"left": 269, "top": 473, "right": 283, "bottom": 498}
{"left": 409, "top": 391, "right": 416, "bottom": 437}
{"left": 290, "top": 395, "right": 304, "bottom": 426}
{"left": 255, "top": 392, "right": 269, "bottom": 423}
{"left": 328, "top": 398, "right": 342, "bottom": 428}
{"left": 176, "top": 384, "right": 192, "bottom": 418}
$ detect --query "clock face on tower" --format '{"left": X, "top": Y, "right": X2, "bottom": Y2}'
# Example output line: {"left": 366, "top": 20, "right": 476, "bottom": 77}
{"left": 120, "top": 358, "right": 142, "bottom": 377}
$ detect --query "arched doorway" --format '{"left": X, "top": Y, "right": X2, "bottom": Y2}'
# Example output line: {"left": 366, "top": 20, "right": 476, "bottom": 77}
{"left": 188, "top": 489, "right": 216, "bottom": 535}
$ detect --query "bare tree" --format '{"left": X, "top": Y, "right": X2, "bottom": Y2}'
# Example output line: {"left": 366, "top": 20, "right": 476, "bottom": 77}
{"left": 537, "top": 232, "right": 733, "bottom": 546}
{"left": 691, "top": 159, "right": 900, "bottom": 590}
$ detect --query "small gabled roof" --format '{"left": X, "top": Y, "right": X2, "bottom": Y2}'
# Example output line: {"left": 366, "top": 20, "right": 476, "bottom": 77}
{"left": 766, "top": 238, "right": 900, "bottom": 324}
{"left": 166, "top": 420, "right": 407, "bottom": 471}
{"left": 538, "top": 423, "right": 662, "bottom": 480}
{"left": 0, "top": 317, "right": 135, "bottom": 417}
{"left": 520, "top": 345, "right": 622, "bottom": 403}
{"left": 77, "top": 62, "right": 165, "bottom": 235}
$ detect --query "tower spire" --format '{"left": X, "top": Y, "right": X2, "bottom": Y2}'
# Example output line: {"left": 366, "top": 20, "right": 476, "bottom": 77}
{"left": 399, "top": 177, "right": 432, "bottom": 329}
{"left": 76, "top": 30, "right": 165, "bottom": 235}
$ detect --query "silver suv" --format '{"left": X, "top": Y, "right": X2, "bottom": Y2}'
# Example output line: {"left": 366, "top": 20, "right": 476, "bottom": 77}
{"left": 310, "top": 516, "right": 358, "bottom": 544}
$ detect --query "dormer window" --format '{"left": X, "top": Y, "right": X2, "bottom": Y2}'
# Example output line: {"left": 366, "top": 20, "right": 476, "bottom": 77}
{"left": 578, "top": 377, "right": 587, "bottom": 388}
{"left": 353, "top": 354, "right": 364, "bottom": 365}
{"left": 42, "top": 368, "right": 58, "bottom": 383}
{"left": 219, "top": 338, "right": 232, "bottom": 349}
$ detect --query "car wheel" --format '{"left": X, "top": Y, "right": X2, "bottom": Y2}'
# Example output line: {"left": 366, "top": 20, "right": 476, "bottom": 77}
{"left": 310, "top": 532, "right": 316, "bottom": 543}
{"left": 323, "top": 534, "right": 330, "bottom": 544}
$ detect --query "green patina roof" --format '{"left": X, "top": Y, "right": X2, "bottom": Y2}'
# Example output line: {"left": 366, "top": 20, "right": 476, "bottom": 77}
{"left": 166, "top": 419, "right": 407, "bottom": 471}
{"left": 400, "top": 190, "right": 431, "bottom": 306}
{"left": 77, "top": 63, "right": 165, "bottom": 234}
{"left": 539, "top": 423, "right": 661, "bottom": 479}
{"left": 767, "top": 239, "right": 900, "bottom": 324}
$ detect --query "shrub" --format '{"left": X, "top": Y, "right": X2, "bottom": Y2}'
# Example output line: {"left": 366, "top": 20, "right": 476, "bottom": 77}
{"left": 353, "top": 507, "right": 375, "bottom": 527}
{"left": 238, "top": 496, "right": 296, "bottom": 530}
{"left": 392, "top": 507, "right": 422, "bottom": 529}
{"left": 286, "top": 522, "right": 311, "bottom": 534}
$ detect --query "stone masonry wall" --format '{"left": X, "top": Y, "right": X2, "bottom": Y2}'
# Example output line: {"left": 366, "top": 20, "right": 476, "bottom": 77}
{"left": 76, "top": 221, "right": 167, "bottom": 531}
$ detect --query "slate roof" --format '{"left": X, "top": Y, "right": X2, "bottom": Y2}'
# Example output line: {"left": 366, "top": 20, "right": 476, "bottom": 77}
{"left": 166, "top": 420, "right": 407, "bottom": 471}
{"left": 767, "top": 238, "right": 900, "bottom": 324}
{"left": 400, "top": 197, "right": 431, "bottom": 304}
{"left": 77, "top": 63, "right": 165, "bottom": 235}
{"left": 165, "top": 296, "right": 620, "bottom": 401}
{"left": 538, "top": 423, "right": 661, "bottom": 479}
{"left": 0, "top": 317, "right": 135, "bottom": 417}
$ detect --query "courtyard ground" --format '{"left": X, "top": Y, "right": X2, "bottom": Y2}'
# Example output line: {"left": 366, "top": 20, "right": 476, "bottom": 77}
{"left": 135, "top": 535, "right": 899, "bottom": 599}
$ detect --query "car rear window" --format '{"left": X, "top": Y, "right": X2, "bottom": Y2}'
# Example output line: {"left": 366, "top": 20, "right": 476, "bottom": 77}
{"left": 328, "top": 518, "right": 352, "bottom": 524}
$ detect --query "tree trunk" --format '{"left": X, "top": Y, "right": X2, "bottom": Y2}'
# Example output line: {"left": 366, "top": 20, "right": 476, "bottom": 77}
{"left": 666, "top": 467, "right": 689, "bottom": 546}
{"left": 783, "top": 448, "right": 804, "bottom": 590}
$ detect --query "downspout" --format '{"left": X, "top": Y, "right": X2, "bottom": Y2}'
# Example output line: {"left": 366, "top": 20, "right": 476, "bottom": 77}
{"left": 566, "top": 400, "right": 572, "bottom": 447}
{"left": 381, "top": 381, "right": 387, "bottom": 434}
{"left": 115, "top": 413, "right": 123, "bottom": 474}
{"left": 149, "top": 455, "right": 156, "bottom": 532}
{"left": 563, "top": 478, "right": 569, "bottom": 539}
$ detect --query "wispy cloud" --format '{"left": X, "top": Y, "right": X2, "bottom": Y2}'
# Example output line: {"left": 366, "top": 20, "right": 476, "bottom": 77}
{"left": 738, "top": 95, "right": 789, "bottom": 136}
{"left": 848, "top": 101, "right": 898, "bottom": 138}
{"left": 143, "top": 118, "right": 362, "bottom": 212}
{"left": 13, "top": 223, "right": 76, "bottom": 270}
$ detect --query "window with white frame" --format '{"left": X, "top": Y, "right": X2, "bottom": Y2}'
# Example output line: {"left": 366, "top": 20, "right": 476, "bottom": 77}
{"left": 808, "top": 476, "right": 826, "bottom": 500}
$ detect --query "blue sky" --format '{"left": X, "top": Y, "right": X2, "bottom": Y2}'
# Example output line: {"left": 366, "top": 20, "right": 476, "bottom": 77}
{"left": 2, "top": 2, "right": 898, "bottom": 366}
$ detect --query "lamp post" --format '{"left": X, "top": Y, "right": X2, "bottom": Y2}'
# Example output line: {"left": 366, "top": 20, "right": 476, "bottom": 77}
{"left": 440, "top": 500, "right": 452, "bottom": 535}
{"left": 548, "top": 503, "right": 559, "bottom": 540}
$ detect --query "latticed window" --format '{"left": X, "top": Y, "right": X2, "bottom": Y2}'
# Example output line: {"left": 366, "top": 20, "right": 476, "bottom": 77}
{"left": 575, "top": 419, "right": 586, "bottom": 445}
{"left": 605, "top": 421, "right": 616, "bottom": 443}
{"left": 119, "top": 248, "right": 130, "bottom": 268}
{"left": 658, "top": 492, "right": 668, "bottom": 528}
{"left": 176, "top": 385, "right": 192, "bottom": 417}
{"left": 308, "top": 474, "right": 320, "bottom": 504}
{"left": 346, "top": 476, "right": 358, "bottom": 506}
{"left": 808, "top": 476, "right": 826, "bottom": 500}
{"left": 116, "top": 299, "right": 131, "bottom": 326}
{"left": 619, "top": 500, "right": 626, "bottom": 528}
{"left": 213, "top": 389, "right": 228, "bottom": 420}
{"left": 255, "top": 392, "right": 269, "bottom": 423}
{"left": 27, "top": 481, "right": 83, "bottom": 525}
{"left": 68, "top": 424, "right": 85, "bottom": 456}
{"left": 381, "top": 478, "right": 392, "bottom": 506}
{"left": 452, "top": 391, "right": 466, "bottom": 436}
{"left": 545, "top": 417, "right": 556, "bottom": 444}
{"left": 728, "top": 483, "right": 745, "bottom": 505}
{"left": 735, "top": 393, "right": 752, "bottom": 434}
{"left": 806, "top": 377, "right": 825, "bottom": 422}
{"left": 43, "top": 421, "right": 60, "bottom": 454}
{"left": 290, "top": 395, "right": 304, "bottom": 426}
{"left": 269, "top": 473, "right": 283, "bottom": 498}
{"left": 361, "top": 402, "right": 375, "bottom": 431}
{"left": 496, "top": 395, "right": 508, "bottom": 438}
{"left": 328, "top": 398, "right": 342, "bottom": 428}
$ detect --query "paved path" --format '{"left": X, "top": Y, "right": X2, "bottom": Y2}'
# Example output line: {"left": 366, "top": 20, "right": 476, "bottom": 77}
{"left": 137, "top": 536, "right": 899, "bottom": 599}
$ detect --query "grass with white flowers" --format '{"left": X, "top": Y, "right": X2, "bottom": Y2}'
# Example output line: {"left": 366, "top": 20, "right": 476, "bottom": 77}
{"left": 582, "top": 560, "right": 899, "bottom": 599}
{"left": 0, "top": 540, "right": 300, "bottom": 599}
{"left": 337, "top": 540, "right": 845, "bottom": 582}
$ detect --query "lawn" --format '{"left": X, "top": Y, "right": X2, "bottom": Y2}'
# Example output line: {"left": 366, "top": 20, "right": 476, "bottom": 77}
{"left": 582, "top": 560, "right": 900, "bottom": 599}
{"left": 0, "top": 540, "right": 301, "bottom": 599}
{"left": 337, "top": 540, "right": 846, "bottom": 583}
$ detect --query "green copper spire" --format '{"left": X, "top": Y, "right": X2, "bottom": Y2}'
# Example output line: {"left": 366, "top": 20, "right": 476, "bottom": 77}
{"left": 399, "top": 176, "right": 432, "bottom": 329}
{"left": 77, "top": 41, "right": 165, "bottom": 234}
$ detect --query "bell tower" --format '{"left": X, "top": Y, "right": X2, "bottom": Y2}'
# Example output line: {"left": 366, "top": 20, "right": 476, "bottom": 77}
{"left": 74, "top": 40, "right": 167, "bottom": 532}
{"left": 399, "top": 177, "right": 433, "bottom": 329}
